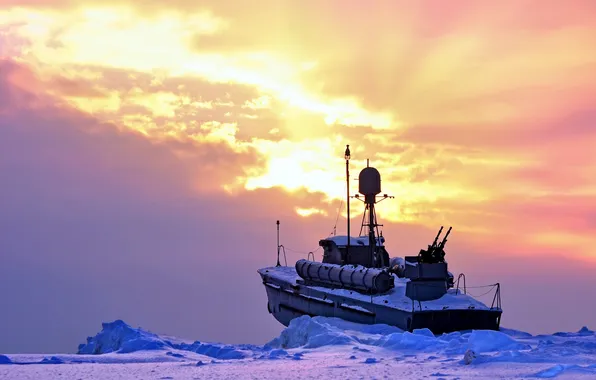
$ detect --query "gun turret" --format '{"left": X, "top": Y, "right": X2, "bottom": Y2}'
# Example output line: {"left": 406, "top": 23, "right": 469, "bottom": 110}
{"left": 418, "top": 226, "right": 452, "bottom": 264}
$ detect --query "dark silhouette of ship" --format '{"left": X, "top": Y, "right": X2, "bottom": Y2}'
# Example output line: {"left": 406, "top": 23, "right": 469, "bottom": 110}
{"left": 258, "top": 145, "right": 502, "bottom": 333}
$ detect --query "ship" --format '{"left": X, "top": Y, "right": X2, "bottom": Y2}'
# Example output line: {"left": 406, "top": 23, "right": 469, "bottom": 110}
{"left": 257, "top": 145, "right": 503, "bottom": 333}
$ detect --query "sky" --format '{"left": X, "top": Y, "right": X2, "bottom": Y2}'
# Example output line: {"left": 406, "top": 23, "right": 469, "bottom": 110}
{"left": 0, "top": 0, "right": 595, "bottom": 353}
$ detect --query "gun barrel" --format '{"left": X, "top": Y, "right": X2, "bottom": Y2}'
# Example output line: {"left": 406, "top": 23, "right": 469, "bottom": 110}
{"left": 438, "top": 226, "right": 452, "bottom": 247}
{"left": 431, "top": 226, "right": 444, "bottom": 248}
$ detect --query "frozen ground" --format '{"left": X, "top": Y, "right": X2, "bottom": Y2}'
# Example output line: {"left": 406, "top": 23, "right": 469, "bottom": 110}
{"left": 1, "top": 318, "right": 596, "bottom": 379}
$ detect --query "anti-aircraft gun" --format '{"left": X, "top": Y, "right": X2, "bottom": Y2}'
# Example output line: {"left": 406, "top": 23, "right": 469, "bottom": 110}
{"left": 418, "top": 226, "right": 452, "bottom": 264}
{"left": 402, "top": 226, "right": 454, "bottom": 301}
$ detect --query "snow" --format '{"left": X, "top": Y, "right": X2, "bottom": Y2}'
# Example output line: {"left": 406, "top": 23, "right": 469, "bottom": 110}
{"left": 2, "top": 319, "right": 596, "bottom": 379}
{"left": 260, "top": 265, "right": 492, "bottom": 311}
{"left": 78, "top": 320, "right": 170, "bottom": 354}
{"left": 0, "top": 355, "right": 12, "bottom": 365}
{"left": 77, "top": 319, "right": 257, "bottom": 360}
{"left": 340, "top": 303, "right": 375, "bottom": 314}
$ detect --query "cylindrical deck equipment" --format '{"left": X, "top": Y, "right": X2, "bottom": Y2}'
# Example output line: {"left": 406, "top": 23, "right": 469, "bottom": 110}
{"left": 295, "top": 259, "right": 394, "bottom": 293}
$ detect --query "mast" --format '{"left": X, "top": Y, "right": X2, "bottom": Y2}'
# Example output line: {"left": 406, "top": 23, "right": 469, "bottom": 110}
{"left": 276, "top": 220, "right": 281, "bottom": 267}
{"left": 364, "top": 159, "right": 376, "bottom": 267}
{"left": 368, "top": 196, "right": 376, "bottom": 267}
{"left": 345, "top": 144, "right": 351, "bottom": 263}
{"left": 356, "top": 159, "right": 392, "bottom": 267}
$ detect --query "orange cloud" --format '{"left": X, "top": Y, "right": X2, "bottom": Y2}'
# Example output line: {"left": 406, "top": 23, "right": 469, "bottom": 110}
{"left": 1, "top": 1, "right": 595, "bottom": 261}
{"left": 3, "top": 57, "right": 596, "bottom": 347}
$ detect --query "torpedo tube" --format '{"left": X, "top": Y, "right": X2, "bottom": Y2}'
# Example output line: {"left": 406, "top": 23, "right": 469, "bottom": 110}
{"left": 295, "top": 259, "right": 394, "bottom": 293}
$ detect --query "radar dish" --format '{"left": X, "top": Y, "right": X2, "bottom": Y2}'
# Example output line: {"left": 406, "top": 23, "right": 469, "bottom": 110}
{"left": 358, "top": 167, "right": 381, "bottom": 195}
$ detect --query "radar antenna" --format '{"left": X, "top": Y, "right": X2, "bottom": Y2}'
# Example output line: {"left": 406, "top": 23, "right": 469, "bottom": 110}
{"left": 353, "top": 158, "right": 394, "bottom": 267}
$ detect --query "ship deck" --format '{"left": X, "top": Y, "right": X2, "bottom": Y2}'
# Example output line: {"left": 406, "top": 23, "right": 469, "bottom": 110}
{"left": 258, "top": 265, "right": 496, "bottom": 313}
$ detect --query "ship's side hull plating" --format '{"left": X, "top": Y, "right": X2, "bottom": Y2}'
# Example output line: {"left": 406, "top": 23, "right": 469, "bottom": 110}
{"left": 260, "top": 272, "right": 501, "bottom": 333}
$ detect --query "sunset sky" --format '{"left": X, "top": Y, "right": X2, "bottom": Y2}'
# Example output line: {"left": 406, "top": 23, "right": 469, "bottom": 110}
{"left": 1, "top": 1, "right": 595, "bottom": 353}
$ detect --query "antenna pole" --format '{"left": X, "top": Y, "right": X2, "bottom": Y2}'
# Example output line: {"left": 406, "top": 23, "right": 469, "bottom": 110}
{"left": 276, "top": 220, "right": 281, "bottom": 267}
{"left": 345, "top": 145, "right": 351, "bottom": 263}
{"left": 369, "top": 201, "right": 375, "bottom": 267}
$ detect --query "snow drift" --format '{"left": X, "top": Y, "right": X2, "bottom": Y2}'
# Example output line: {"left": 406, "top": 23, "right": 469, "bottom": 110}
{"left": 75, "top": 316, "right": 596, "bottom": 362}
{"left": 78, "top": 320, "right": 169, "bottom": 354}
{"left": 266, "top": 315, "right": 531, "bottom": 354}
{"left": 77, "top": 320, "right": 255, "bottom": 360}
{"left": 2, "top": 317, "right": 596, "bottom": 379}
{"left": 0, "top": 355, "right": 12, "bottom": 365}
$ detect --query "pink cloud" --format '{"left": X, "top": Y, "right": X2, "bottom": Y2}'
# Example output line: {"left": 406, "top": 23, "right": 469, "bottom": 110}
{"left": 0, "top": 60, "right": 286, "bottom": 352}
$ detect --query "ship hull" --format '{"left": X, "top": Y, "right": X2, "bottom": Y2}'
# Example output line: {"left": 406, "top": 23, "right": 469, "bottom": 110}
{"left": 260, "top": 268, "right": 502, "bottom": 334}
